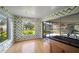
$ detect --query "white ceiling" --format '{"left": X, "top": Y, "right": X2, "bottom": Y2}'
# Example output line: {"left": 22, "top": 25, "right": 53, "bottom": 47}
{"left": 5, "top": 6, "right": 72, "bottom": 18}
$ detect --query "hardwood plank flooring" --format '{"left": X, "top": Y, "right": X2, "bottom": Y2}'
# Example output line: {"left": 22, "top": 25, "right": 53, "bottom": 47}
{"left": 6, "top": 39, "right": 50, "bottom": 53}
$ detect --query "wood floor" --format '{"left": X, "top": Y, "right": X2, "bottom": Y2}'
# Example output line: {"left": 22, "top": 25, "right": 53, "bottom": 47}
{"left": 6, "top": 39, "right": 50, "bottom": 53}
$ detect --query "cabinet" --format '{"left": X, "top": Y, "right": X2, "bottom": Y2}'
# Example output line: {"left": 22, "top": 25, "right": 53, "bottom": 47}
{"left": 50, "top": 40, "right": 79, "bottom": 53}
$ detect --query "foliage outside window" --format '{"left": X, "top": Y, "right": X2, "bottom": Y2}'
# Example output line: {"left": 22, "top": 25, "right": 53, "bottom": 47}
{"left": 0, "top": 19, "right": 8, "bottom": 42}
{"left": 22, "top": 21, "right": 35, "bottom": 35}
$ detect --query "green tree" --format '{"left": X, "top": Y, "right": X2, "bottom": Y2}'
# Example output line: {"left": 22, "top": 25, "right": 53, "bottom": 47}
{"left": 24, "top": 22, "right": 34, "bottom": 30}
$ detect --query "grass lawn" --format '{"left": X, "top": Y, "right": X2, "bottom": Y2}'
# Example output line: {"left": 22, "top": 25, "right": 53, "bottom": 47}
{"left": 22, "top": 29, "right": 35, "bottom": 35}
{"left": 0, "top": 32, "right": 7, "bottom": 42}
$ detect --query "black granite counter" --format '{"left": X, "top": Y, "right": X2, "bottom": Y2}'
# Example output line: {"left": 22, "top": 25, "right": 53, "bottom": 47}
{"left": 50, "top": 36, "right": 79, "bottom": 48}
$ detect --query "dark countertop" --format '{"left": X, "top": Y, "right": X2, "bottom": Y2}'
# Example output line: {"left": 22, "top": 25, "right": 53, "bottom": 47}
{"left": 50, "top": 36, "right": 79, "bottom": 48}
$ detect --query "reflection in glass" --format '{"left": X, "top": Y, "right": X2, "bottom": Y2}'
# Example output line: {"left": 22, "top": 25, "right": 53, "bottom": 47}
{"left": 43, "top": 20, "right": 79, "bottom": 39}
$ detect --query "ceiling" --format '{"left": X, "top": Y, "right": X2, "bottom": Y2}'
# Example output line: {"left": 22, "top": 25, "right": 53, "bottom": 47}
{"left": 5, "top": 6, "right": 72, "bottom": 18}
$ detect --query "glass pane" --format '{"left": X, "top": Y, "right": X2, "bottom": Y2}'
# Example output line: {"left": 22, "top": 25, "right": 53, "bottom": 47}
{"left": 43, "top": 22, "right": 53, "bottom": 38}
{"left": 60, "top": 23, "right": 68, "bottom": 36}
{"left": 74, "top": 24, "right": 79, "bottom": 39}
{"left": 53, "top": 22, "right": 60, "bottom": 36}
{"left": 60, "top": 23, "right": 79, "bottom": 39}
{"left": 0, "top": 19, "right": 8, "bottom": 42}
{"left": 22, "top": 20, "right": 35, "bottom": 35}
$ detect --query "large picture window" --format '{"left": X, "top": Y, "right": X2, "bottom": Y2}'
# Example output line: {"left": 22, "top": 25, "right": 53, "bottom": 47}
{"left": 0, "top": 18, "right": 8, "bottom": 42}
{"left": 22, "top": 20, "right": 35, "bottom": 35}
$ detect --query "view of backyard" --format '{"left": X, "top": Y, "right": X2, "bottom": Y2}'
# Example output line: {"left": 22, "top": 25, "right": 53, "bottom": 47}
{"left": 0, "top": 32, "right": 7, "bottom": 42}
{"left": 0, "top": 19, "right": 7, "bottom": 42}
{"left": 22, "top": 21, "right": 35, "bottom": 35}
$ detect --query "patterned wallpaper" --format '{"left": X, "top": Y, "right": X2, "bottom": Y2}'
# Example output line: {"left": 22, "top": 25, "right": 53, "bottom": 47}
{"left": 14, "top": 16, "right": 42, "bottom": 41}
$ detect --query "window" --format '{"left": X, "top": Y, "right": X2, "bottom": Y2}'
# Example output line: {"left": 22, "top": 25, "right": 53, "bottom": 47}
{"left": 75, "top": 24, "right": 79, "bottom": 38}
{"left": 22, "top": 20, "right": 35, "bottom": 35}
{"left": 0, "top": 18, "right": 8, "bottom": 42}
{"left": 58, "top": 23, "right": 79, "bottom": 39}
{"left": 60, "top": 23, "right": 68, "bottom": 36}
{"left": 53, "top": 22, "right": 60, "bottom": 36}
{"left": 43, "top": 22, "right": 53, "bottom": 37}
